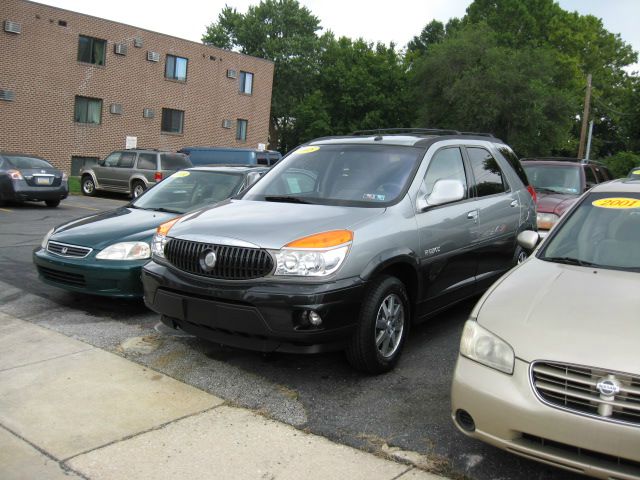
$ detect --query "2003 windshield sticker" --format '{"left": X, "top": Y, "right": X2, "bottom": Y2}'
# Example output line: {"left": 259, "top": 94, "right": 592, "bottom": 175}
{"left": 592, "top": 197, "right": 640, "bottom": 209}
{"left": 296, "top": 146, "right": 320, "bottom": 154}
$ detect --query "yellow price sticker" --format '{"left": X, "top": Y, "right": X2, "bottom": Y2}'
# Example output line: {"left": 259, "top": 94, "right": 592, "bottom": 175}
{"left": 296, "top": 146, "right": 320, "bottom": 154}
{"left": 173, "top": 171, "right": 190, "bottom": 177}
{"left": 632, "top": 169, "right": 640, "bottom": 175}
{"left": 592, "top": 197, "right": 640, "bottom": 209}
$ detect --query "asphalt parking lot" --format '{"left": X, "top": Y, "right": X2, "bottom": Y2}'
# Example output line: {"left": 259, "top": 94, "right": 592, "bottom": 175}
{"left": 0, "top": 195, "right": 584, "bottom": 480}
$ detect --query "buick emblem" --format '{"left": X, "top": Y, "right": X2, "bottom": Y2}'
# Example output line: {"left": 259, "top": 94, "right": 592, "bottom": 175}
{"left": 61, "top": 247, "right": 68, "bottom": 255}
{"left": 202, "top": 250, "right": 217, "bottom": 270}
{"left": 596, "top": 378, "right": 620, "bottom": 397}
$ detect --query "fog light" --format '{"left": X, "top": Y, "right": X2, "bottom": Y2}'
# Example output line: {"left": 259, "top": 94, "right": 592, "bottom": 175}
{"left": 455, "top": 409, "right": 476, "bottom": 432}
{"left": 309, "top": 310, "right": 322, "bottom": 326}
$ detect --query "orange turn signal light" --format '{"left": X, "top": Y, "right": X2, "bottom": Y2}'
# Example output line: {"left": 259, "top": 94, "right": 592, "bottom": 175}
{"left": 157, "top": 217, "right": 181, "bottom": 236}
{"left": 285, "top": 230, "right": 353, "bottom": 248}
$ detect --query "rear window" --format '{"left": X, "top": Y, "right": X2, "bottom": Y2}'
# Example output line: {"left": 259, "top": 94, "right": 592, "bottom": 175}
{"left": 5, "top": 155, "right": 53, "bottom": 169}
{"left": 161, "top": 154, "right": 190, "bottom": 170}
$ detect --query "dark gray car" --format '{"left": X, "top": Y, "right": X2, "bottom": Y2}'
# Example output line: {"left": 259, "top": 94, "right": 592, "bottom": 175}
{"left": 80, "top": 149, "right": 191, "bottom": 198}
{"left": 0, "top": 152, "right": 68, "bottom": 207}
{"left": 142, "top": 129, "right": 536, "bottom": 373}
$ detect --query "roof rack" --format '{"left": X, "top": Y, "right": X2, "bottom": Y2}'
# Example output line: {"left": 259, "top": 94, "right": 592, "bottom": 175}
{"left": 350, "top": 128, "right": 495, "bottom": 137}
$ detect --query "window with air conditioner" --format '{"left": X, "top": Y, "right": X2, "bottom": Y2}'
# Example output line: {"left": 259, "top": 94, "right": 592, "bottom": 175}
{"left": 165, "top": 55, "right": 188, "bottom": 81}
{"left": 74, "top": 96, "right": 102, "bottom": 124}
{"left": 239, "top": 71, "right": 253, "bottom": 95}
{"left": 78, "top": 35, "right": 106, "bottom": 66}
{"left": 236, "top": 119, "right": 248, "bottom": 141}
{"left": 161, "top": 108, "right": 184, "bottom": 134}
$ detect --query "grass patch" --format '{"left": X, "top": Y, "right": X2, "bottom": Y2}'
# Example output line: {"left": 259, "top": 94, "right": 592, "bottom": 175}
{"left": 68, "top": 176, "right": 81, "bottom": 195}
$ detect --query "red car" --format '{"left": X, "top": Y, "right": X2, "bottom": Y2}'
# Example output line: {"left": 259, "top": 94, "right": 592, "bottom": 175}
{"left": 522, "top": 158, "right": 613, "bottom": 236}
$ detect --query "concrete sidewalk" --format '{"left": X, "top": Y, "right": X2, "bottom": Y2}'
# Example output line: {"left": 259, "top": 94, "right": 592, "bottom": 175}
{"left": 0, "top": 312, "right": 444, "bottom": 480}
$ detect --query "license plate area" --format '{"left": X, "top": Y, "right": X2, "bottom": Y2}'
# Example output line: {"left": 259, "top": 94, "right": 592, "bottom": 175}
{"left": 35, "top": 176, "right": 52, "bottom": 185}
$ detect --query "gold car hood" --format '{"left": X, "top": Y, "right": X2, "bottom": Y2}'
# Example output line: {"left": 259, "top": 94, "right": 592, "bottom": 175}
{"left": 475, "top": 257, "right": 640, "bottom": 374}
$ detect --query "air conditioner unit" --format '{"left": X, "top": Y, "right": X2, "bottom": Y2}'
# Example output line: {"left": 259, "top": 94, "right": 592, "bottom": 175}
{"left": 4, "top": 20, "right": 21, "bottom": 34}
{"left": 133, "top": 36, "right": 143, "bottom": 48}
{"left": 147, "top": 51, "right": 160, "bottom": 62}
{"left": 222, "top": 119, "right": 232, "bottom": 129}
{"left": 143, "top": 108, "right": 155, "bottom": 119}
{"left": 226, "top": 69, "right": 237, "bottom": 79}
{"left": 114, "top": 43, "right": 127, "bottom": 55}
{"left": 110, "top": 103, "right": 123, "bottom": 115}
{"left": 0, "top": 89, "right": 15, "bottom": 101}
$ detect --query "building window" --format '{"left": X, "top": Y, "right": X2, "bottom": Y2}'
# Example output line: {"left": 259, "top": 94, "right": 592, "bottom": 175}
{"left": 239, "top": 71, "right": 253, "bottom": 95}
{"left": 165, "top": 55, "right": 188, "bottom": 81}
{"left": 161, "top": 108, "right": 184, "bottom": 134}
{"left": 78, "top": 35, "right": 106, "bottom": 65}
{"left": 74, "top": 96, "right": 102, "bottom": 124}
{"left": 236, "top": 119, "right": 248, "bottom": 141}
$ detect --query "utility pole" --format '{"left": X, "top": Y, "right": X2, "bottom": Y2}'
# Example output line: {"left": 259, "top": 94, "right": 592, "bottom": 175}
{"left": 577, "top": 73, "right": 592, "bottom": 160}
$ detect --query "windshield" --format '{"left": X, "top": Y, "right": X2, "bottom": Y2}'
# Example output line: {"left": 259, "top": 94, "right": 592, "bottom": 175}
{"left": 540, "top": 192, "right": 640, "bottom": 271}
{"left": 132, "top": 170, "right": 244, "bottom": 213}
{"left": 243, "top": 144, "right": 423, "bottom": 207}
{"left": 523, "top": 164, "right": 581, "bottom": 194}
{"left": 5, "top": 155, "right": 53, "bottom": 169}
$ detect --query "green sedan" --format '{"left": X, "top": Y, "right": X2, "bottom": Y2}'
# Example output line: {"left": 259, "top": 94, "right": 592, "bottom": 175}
{"left": 33, "top": 165, "right": 266, "bottom": 297}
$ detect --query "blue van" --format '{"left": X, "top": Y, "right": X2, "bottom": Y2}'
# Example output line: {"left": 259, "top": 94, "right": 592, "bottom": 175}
{"left": 178, "top": 147, "right": 282, "bottom": 167}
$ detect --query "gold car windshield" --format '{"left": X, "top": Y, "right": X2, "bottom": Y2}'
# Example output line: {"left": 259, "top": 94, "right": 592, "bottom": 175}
{"left": 541, "top": 192, "right": 640, "bottom": 271}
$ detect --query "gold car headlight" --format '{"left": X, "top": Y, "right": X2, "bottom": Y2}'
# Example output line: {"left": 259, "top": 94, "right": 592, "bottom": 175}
{"left": 537, "top": 212, "right": 559, "bottom": 231}
{"left": 459, "top": 320, "right": 514, "bottom": 374}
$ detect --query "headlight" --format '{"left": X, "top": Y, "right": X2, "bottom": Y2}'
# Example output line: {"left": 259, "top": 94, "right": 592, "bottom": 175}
{"left": 272, "top": 230, "right": 352, "bottom": 277}
{"left": 151, "top": 217, "right": 182, "bottom": 259}
{"left": 536, "top": 212, "right": 559, "bottom": 230}
{"left": 41, "top": 228, "right": 55, "bottom": 249}
{"left": 96, "top": 242, "right": 151, "bottom": 260}
{"left": 459, "top": 320, "right": 514, "bottom": 374}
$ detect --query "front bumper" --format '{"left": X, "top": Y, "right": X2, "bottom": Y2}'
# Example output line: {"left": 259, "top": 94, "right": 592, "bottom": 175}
{"left": 451, "top": 355, "right": 640, "bottom": 479}
{"left": 142, "top": 260, "right": 366, "bottom": 353}
{"left": 33, "top": 248, "right": 146, "bottom": 298}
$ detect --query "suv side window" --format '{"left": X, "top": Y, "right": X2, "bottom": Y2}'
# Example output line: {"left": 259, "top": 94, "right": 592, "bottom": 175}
{"left": 467, "top": 147, "right": 507, "bottom": 197}
{"left": 118, "top": 152, "right": 136, "bottom": 168}
{"left": 423, "top": 147, "right": 467, "bottom": 198}
{"left": 584, "top": 165, "right": 597, "bottom": 187}
{"left": 137, "top": 153, "right": 157, "bottom": 170}
{"left": 103, "top": 152, "right": 121, "bottom": 167}
{"left": 161, "top": 154, "right": 189, "bottom": 170}
{"left": 497, "top": 146, "right": 528, "bottom": 188}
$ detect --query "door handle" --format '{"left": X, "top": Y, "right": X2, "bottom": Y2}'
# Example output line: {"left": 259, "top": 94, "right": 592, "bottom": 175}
{"left": 510, "top": 200, "right": 519, "bottom": 207}
{"left": 467, "top": 210, "right": 478, "bottom": 220}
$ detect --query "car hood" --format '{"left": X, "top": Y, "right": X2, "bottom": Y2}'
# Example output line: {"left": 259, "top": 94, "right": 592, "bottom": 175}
{"left": 536, "top": 192, "right": 579, "bottom": 216}
{"left": 50, "top": 207, "right": 177, "bottom": 250}
{"left": 476, "top": 257, "right": 640, "bottom": 373}
{"left": 169, "top": 199, "right": 385, "bottom": 249}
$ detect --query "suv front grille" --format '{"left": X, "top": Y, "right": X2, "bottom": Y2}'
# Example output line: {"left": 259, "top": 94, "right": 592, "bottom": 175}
{"left": 47, "top": 241, "right": 92, "bottom": 258}
{"left": 165, "top": 239, "right": 274, "bottom": 280}
{"left": 531, "top": 361, "right": 640, "bottom": 426}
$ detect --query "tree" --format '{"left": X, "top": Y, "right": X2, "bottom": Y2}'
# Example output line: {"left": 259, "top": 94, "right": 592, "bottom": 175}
{"left": 202, "top": 0, "right": 323, "bottom": 151}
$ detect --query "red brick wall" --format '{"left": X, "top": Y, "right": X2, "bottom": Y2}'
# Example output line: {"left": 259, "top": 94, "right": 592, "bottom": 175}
{"left": 0, "top": 0, "right": 274, "bottom": 172}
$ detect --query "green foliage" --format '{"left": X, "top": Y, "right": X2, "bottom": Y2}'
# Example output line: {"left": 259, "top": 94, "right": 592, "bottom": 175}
{"left": 600, "top": 151, "right": 640, "bottom": 178}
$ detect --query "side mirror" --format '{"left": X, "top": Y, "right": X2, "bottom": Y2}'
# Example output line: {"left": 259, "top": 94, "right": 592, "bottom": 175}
{"left": 245, "top": 172, "right": 262, "bottom": 189}
{"left": 421, "top": 179, "right": 465, "bottom": 209}
{"left": 517, "top": 230, "right": 540, "bottom": 250}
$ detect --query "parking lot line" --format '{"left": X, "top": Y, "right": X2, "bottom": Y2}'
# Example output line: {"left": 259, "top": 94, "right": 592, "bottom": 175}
{"left": 0, "top": 208, "right": 12, "bottom": 213}
{"left": 64, "top": 204, "right": 100, "bottom": 211}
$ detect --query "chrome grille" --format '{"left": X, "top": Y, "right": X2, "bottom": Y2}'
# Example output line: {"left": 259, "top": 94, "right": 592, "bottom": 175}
{"left": 531, "top": 361, "right": 640, "bottom": 427}
{"left": 47, "top": 241, "right": 92, "bottom": 258}
{"left": 164, "top": 239, "right": 273, "bottom": 280}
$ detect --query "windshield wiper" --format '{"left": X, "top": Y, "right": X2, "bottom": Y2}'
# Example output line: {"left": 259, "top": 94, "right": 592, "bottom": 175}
{"left": 543, "top": 256, "right": 599, "bottom": 267}
{"left": 145, "top": 207, "right": 182, "bottom": 214}
{"left": 264, "top": 195, "right": 314, "bottom": 204}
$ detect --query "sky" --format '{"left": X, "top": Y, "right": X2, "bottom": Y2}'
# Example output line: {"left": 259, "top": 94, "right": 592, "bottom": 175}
{"left": 36, "top": 0, "right": 640, "bottom": 71}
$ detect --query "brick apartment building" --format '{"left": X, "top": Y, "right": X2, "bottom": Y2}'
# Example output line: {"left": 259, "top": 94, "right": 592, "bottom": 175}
{"left": 0, "top": 0, "right": 274, "bottom": 174}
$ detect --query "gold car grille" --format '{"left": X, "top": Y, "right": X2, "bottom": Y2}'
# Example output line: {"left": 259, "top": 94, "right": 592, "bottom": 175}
{"left": 531, "top": 361, "right": 640, "bottom": 427}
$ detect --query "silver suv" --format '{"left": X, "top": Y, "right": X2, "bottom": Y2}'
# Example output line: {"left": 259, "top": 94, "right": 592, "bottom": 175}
{"left": 142, "top": 129, "right": 536, "bottom": 373}
{"left": 80, "top": 149, "right": 191, "bottom": 198}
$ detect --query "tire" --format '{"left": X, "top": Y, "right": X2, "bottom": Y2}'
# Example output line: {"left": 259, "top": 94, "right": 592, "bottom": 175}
{"left": 514, "top": 245, "right": 528, "bottom": 265}
{"left": 132, "top": 180, "right": 146, "bottom": 198}
{"left": 45, "top": 199, "right": 60, "bottom": 208}
{"left": 81, "top": 176, "right": 96, "bottom": 196}
{"left": 346, "top": 275, "right": 409, "bottom": 374}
